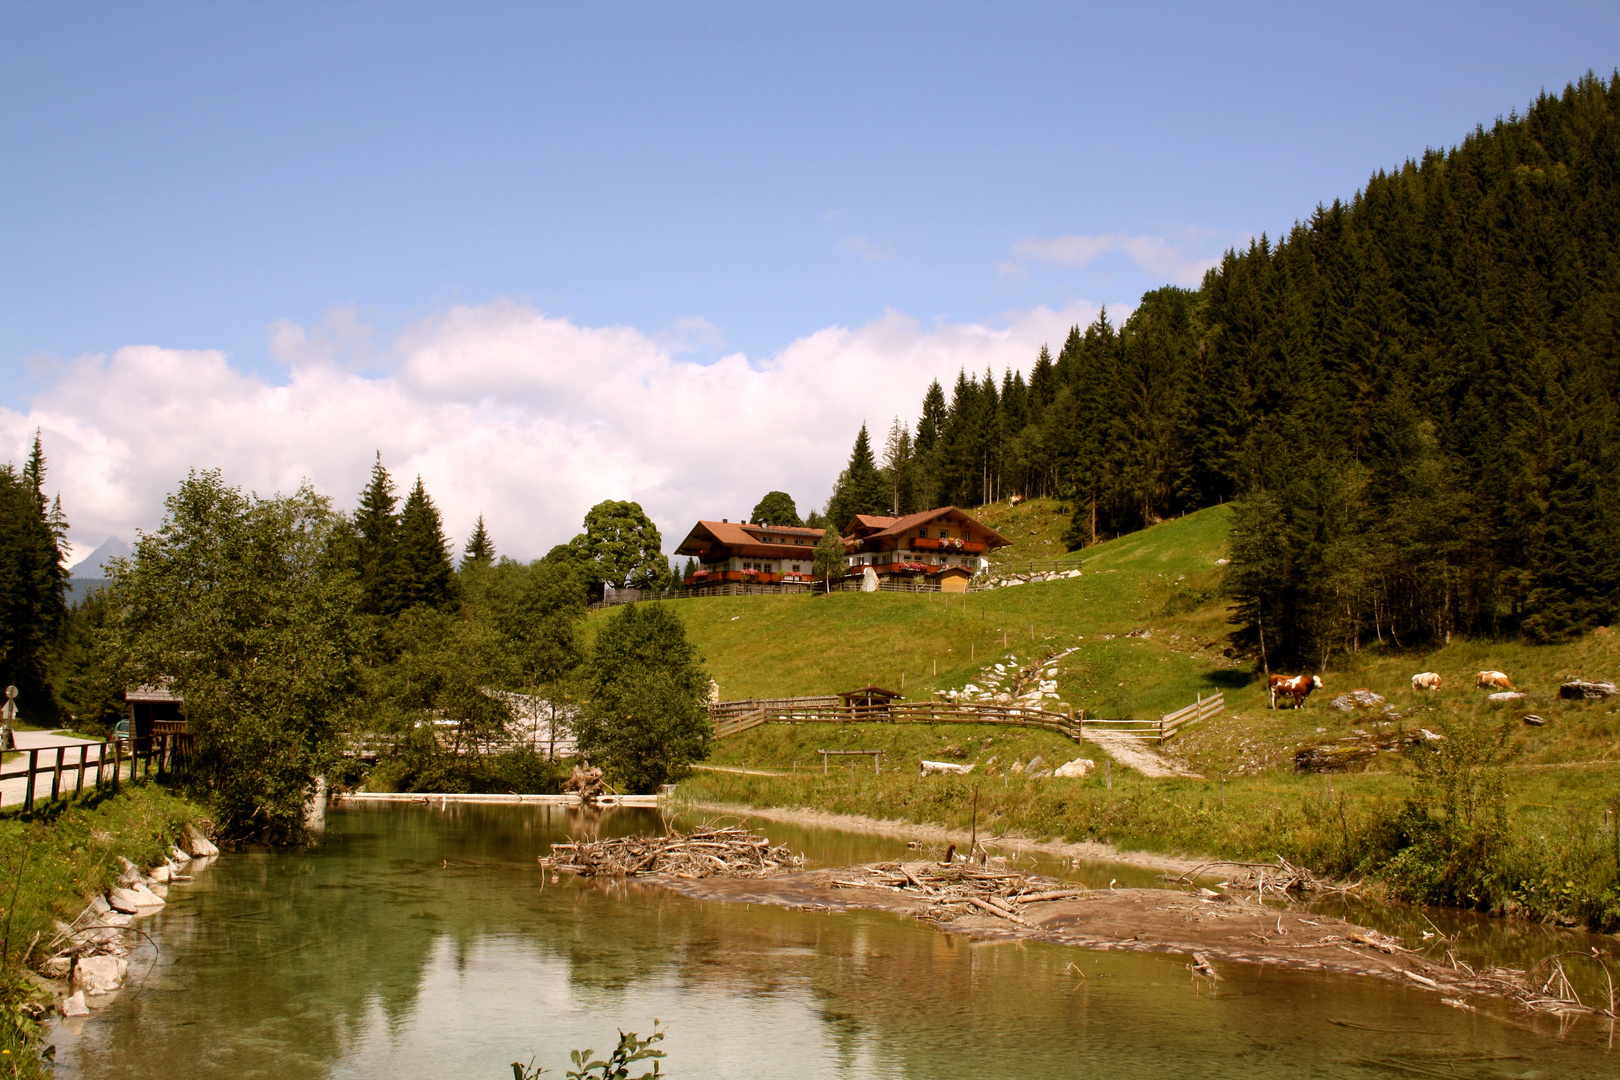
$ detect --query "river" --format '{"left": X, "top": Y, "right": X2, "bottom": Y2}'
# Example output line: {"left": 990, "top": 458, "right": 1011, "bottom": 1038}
{"left": 51, "top": 803, "right": 1616, "bottom": 1078}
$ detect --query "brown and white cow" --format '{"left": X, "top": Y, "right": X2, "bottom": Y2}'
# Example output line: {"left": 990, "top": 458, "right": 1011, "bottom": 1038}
{"left": 1411, "top": 672, "right": 1443, "bottom": 691}
{"left": 1269, "top": 673, "right": 1323, "bottom": 709}
{"left": 1475, "top": 670, "right": 1514, "bottom": 690}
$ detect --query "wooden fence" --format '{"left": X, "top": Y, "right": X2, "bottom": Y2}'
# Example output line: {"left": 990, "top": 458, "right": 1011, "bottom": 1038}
{"left": 0, "top": 732, "right": 191, "bottom": 813}
{"left": 1156, "top": 691, "right": 1223, "bottom": 743}
{"left": 708, "top": 691, "right": 1223, "bottom": 747}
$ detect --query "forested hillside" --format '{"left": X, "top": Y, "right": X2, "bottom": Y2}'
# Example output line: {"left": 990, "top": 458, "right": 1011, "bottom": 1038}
{"left": 823, "top": 73, "right": 1620, "bottom": 668}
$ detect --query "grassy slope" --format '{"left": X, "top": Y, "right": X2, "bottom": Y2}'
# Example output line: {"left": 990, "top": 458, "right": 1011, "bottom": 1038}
{"left": 590, "top": 500, "right": 1620, "bottom": 923}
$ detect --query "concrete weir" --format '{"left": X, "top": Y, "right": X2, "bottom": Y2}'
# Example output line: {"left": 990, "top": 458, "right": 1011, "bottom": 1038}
{"left": 331, "top": 791, "right": 662, "bottom": 807}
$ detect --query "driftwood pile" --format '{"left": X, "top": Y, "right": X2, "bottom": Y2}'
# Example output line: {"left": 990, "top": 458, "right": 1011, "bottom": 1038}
{"left": 1167, "top": 857, "right": 1349, "bottom": 899}
{"left": 539, "top": 826, "right": 803, "bottom": 879}
{"left": 830, "top": 860, "right": 1096, "bottom": 927}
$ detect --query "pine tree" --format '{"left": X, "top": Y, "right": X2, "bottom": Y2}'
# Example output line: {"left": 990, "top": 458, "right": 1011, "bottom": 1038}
{"left": 397, "top": 476, "right": 457, "bottom": 610}
{"left": 0, "top": 432, "right": 68, "bottom": 724}
{"left": 881, "top": 417, "right": 914, "bottom": 515}
{"left": 353, "top": 453, "right": 402, "bottom": 616}
{"left": 825, "top": 424, "right": 892, "bottom": 530}
{"left": 461, "top": 515, "right": 495, "bottom": 570}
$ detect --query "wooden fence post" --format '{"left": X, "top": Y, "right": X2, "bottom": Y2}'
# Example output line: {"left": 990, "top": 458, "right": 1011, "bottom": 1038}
{"left": 76, "top": 743, "right": 88, "bottom": 795}
{"left": 50, "top": 746, "right": 64, "bottom": 800}
{"left": 24, "top": 748, "right": 38, "bottom": 810}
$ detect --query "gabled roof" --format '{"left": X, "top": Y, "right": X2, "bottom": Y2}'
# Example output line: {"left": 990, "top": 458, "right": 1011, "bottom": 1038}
{"left": 845, "top": 506, "right": 1010, "bottom": 548}
{"left": 676, "top": 519, "right": 826, "bottom": 556}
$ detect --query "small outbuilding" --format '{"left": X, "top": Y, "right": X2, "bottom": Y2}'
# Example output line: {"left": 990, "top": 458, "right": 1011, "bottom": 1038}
{"left": 838, "top": 686, "right": 903, "bottom": 716}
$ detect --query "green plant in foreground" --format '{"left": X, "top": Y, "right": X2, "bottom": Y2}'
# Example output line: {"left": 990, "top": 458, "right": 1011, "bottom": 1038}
{"left": 511, "top": 1022, "right": 666, "bottom": 1080}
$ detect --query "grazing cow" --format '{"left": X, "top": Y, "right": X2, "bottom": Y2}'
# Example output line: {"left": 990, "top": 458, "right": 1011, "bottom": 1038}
{"left": 1269, "top": 673, "right": 1323, "bottom": 709}
{"left": 1475, "top": 670, "right": 1514, "bottom": 691}
{"left": 1411, "top": 672, "right": 1443, "bottom": 692}
{"left": 1008, "top": 494, "right": 1026, "bottom": 506}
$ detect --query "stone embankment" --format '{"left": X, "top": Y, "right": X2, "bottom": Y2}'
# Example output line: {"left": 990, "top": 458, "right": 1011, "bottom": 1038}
{"left": 43, "top": 825, "right": 220, "bottom": 1019}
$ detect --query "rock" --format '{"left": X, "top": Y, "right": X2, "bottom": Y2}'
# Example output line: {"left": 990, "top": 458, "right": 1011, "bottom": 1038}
{"left": 1330, "top": 689, "right": 1386, "bottom": 712}
{"left": 919, "top": 760, "right": 976, "bottom": 776}
{"left": 1053, "top": 758, "right": 1095, "bottom": 778}
{"left": 61, "top": 990, "right": 91, "bottom": 1017}
{"left": 170, "top": 846, "right": 192, "bottom": 865}
{"left": 1026, "top": 755, "right": 1045, "bottom": 772}
{"left": 185, "top": 826, "right": 220, "bottom": 858}
{"left": 95, "top": 912, "right": 134, "bottom": 929}
{"left": 73, "top": 955, "right": 128, "bottom": 995}
{"left": 116, "top": 857, "right": 141, "bottom": 886}
{"left": 41, "top": 954, "right": 73, "bottom": 979}
{"left": 106, "top": 889, "right": 143, "bottom": 914}
{"left": 1486, "top": 691, "right": 1527, "bottom": 704}
{"left": 1523, "top": 714, "right": 1546, "bottom": 726}
{"left": 89, "top": 894, "right": 111, "bottom": 915}
{"left": 1214, "top": 558, "right": 1229, "bottom": 566}
{"left": 148, "top": 865, "right": 172, "bottom": 884}
{"left": 1010, "top": 759, "right": 1025, "bottom": 773}
{"left": 1559, "top": 680, "right": 1620, "bottom": 700}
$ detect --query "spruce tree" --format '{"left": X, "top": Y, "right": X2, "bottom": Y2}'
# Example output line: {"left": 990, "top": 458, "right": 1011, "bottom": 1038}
{"left": 824, "top": 424, "right": 892, "bottom": 529}
{"left": 0, "top": 432, "right": 67, "bottom": 724}
{"left": 397, "top": 476, "right": 457, "bottom": 609}
{"left": 461, "top": 515, "right": 496, "bottom": 569}
{"left": 354, "top": 453, "right": 402, "bottom": 616}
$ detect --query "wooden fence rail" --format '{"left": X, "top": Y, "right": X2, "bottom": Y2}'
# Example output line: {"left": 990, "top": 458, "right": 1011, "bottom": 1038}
{"left": 0, "top": 733, "right": 191, "bottom": 814}
{"left": 710, "top": 691, "right": 1222, "bottom": 747}
{"left": 1157, "top": 691, "right": 1223, "bottom": 743}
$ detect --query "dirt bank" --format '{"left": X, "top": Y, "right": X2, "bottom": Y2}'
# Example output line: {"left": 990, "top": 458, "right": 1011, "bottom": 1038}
{"left": 681, "top": 799, "right": 1206, "bottom": 876}
{"left": 655, "top": 861, "right": 1553, "bottom": 1009}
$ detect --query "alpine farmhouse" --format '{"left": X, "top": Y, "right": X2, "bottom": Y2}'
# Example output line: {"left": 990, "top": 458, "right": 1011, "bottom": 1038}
{"left": 675, "top": 507, "right": 1009, "bottom": 593}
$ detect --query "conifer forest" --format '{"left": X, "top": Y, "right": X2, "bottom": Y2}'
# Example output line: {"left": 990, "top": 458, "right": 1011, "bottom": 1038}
{"left": 825, "top": 74, "right": 1620, "bottom": 669}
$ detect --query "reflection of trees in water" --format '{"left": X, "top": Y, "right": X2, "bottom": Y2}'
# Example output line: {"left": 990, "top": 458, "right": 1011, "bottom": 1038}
{"left": 62, "top": 804, "right": 1608, "bottom": 1079}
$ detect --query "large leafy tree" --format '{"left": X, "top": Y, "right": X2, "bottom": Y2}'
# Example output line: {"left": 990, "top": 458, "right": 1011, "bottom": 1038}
{"left": 575, "top": 603, "right": 710, "bottom": 792}
{"left": 749, "top": 491, "right": 803, "bottom": 527}
{"left": 569, "top": 500, "right": 671, "bottom": 590}
{"left": 112, "top": 471, "right": 362, "bottom": 842}
{"left": 0, "top": 432, "right": 68, "bottom": 725}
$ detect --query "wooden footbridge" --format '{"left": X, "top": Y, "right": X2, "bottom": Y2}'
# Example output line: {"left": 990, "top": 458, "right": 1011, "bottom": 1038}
{"left": 708, "top": 690, "right": 1222, "bottom": 746}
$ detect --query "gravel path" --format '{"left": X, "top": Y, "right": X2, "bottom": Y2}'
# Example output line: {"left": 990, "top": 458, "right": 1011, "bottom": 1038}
{"left": 1084, "top": 729, "right": 1202, "bottom": 778}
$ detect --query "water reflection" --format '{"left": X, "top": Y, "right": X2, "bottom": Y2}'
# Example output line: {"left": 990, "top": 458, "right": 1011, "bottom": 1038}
{"left": 52, "top": 804, "right": 1616, "bottom": 1079}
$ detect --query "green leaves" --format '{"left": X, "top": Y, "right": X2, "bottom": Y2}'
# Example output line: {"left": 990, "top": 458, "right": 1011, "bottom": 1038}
{"left": 110, "top": 471, "right": 363, "bottom": 842}
{"left": 570, "top": 501, "right": 670, "bottom": 590}
{"left": 576, "top": 605, "right": 709, "bottom": 792}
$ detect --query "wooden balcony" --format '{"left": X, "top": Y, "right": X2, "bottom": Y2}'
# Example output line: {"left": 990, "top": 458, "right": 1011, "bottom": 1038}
{"left": 910, "top": 537, "right": 985, "bottom": 554}
{"left": 686, "top": 570, "right": 784, "bottom": 585}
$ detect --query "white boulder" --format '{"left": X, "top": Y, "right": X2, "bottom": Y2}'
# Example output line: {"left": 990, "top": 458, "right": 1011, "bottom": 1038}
{"left": 73, "top": 955, "right": 128, "bottom": 995}
{"left": 919, "top": 760, "right": 976, "bottom": 776}
{"left": 185, "top": 826, "right": 220, "bottom": 858}
{"left": 61, "top": 990, "right": 91, "bottom": 1017}
{"left": 1053, "top": 758, "right": 1096, "bottom": 778}
{"left": 1486, "top": 691, "right": 1527, "bottom": 704}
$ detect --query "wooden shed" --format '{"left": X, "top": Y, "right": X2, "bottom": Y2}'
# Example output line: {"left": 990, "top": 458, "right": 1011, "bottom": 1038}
{"left": 838, "top": 685, "right": 902, "bottom": 716}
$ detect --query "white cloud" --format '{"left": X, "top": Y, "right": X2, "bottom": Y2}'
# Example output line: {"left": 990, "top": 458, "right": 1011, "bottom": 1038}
{"left": 2, "top": 299, "right": 1099, "bottom": 566}
{"left": 1002, "top": 232, "right": 1220, "bottom": 287}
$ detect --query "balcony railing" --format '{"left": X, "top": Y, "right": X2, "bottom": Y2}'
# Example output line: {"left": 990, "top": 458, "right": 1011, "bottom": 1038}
{"left": 908, "top": 537, "right": 985, "bottom": 554}
{"left": 685, "top": 570, "right": 784, "bottom": 585}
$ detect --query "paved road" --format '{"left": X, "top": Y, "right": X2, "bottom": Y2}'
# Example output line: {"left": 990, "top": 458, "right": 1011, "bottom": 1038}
{"left": 2, "top": 731, "right": 117, "bottom": 808}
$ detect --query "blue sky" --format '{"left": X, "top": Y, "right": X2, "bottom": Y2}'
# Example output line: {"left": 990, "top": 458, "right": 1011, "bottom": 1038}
{"left": 2, "top": 2, "right": 1616, "bottom": 559}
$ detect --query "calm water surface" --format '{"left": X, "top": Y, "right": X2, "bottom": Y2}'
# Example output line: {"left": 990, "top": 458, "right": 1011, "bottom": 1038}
{"left": 52, "top": 804, "right": 1617, "bottom": 1079}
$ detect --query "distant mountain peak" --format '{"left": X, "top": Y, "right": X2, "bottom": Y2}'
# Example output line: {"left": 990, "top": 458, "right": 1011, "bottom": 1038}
{"left": 68, "top": 536, "right": 131, "bottom": 579}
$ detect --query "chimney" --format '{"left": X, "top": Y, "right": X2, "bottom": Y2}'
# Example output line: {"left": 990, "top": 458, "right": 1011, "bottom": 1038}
{"left": 723, "top": 518, "right": 728, "bottom": 522}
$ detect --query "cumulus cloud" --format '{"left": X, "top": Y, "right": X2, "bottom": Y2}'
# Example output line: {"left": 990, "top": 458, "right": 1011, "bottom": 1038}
{"left": 2, "top": 299, "right": 1098, "bottom": 566}
{"left": 1000, "top": 232, "right": 1221, "bottom": 287}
